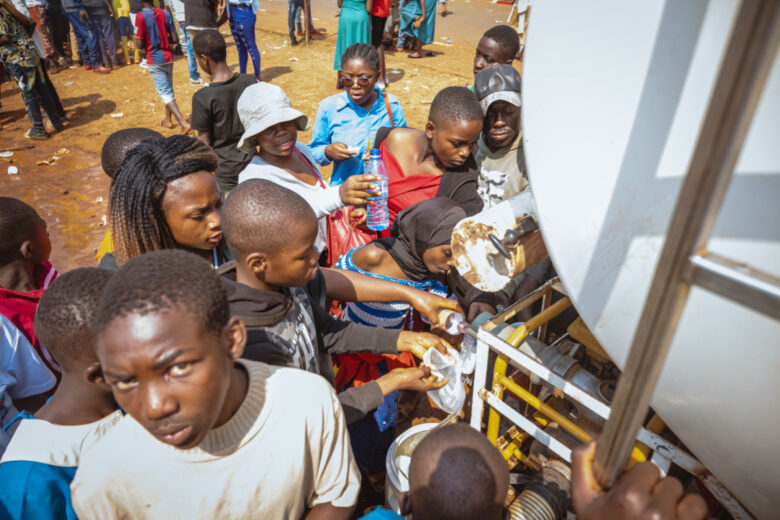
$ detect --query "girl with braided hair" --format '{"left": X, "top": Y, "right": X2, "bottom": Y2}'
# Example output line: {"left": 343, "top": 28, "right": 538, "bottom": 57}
{"left": 104, "top": 135, "right": 229, "bottom": 269}
{"left": 310, "top": 43, "right": 406, "bottom": 187}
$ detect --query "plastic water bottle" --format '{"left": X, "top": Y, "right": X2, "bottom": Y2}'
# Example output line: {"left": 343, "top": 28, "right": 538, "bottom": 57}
{"left": 366, "top": 149, "right": 389, "bottom": 231}
{"left": 460, "top": 334, "right": 477, "bottom": 375}
{"left": 440, "top": 309, "right": 468, "bottom": 335}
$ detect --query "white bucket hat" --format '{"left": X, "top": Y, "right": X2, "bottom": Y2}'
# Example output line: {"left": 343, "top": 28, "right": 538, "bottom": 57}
{"left": 236, "top": 82, "right": 309, "bottom": 154}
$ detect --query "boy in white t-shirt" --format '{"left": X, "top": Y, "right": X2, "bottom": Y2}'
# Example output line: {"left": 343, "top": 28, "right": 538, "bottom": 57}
{"left": 70, "top": 249, "right": 360, "bottom": 519}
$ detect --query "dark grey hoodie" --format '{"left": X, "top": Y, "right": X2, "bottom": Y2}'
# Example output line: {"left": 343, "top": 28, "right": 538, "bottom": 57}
{"left": 219, "top": 263, "right": 402, "bottom": 424}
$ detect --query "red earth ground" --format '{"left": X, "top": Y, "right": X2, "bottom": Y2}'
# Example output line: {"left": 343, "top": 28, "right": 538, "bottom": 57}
{"left": 1, "top": 0, "right": 514, "bottom": 271}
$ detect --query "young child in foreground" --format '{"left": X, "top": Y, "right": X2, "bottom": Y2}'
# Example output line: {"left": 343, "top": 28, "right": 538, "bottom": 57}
{"left": 70, "top": 249, "right": 360, "bottom": 519}
{"left": 219, "top": 179, "right": 449, "bottom": 425}
{"left": 0, "top": 198, "right": 60, "bottom": 379}
{"left": 0, "top": 268, "right": 121, "bottom": 519}
{"left": 361, "top": 424, "right": 708, "bottom": 520}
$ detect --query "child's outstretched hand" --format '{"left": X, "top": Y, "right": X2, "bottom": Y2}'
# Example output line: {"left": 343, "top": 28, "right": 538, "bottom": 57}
{"left": 407, "top": 291, "right": 464, "bottom": 328}
{"left": 339, "top": 174, "right": 378, "bottom": 206}
{"left": 376, "top": 365, "right": 447, "bottom": 396}
{"left": 396, "top": 331, "right": 451, "bottom": 359}
{"left": 325, "top": 142, "right": 358, "bottom": 161}
{"left": 572, "top": 442, "right": 708, "bottom": 520}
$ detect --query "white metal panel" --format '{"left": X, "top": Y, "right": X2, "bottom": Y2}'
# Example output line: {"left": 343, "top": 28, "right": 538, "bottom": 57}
{"left": 522, "top": 1, "right": 780, "bottom": 517}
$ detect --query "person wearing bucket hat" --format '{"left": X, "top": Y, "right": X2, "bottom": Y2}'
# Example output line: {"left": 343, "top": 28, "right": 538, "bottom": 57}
{"left": 237, "top": 82, "right": 378, "bottom": 253}
{"left": 473, "top": 63, "right": 527, "bottom": 209}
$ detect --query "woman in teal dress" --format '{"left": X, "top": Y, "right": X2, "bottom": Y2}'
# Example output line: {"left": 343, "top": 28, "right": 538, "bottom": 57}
{"left": 400, "top": 0, "right": 437, "bottom": 58}
{"left": 334, "top": 0, "right": 373, "bottom": 80}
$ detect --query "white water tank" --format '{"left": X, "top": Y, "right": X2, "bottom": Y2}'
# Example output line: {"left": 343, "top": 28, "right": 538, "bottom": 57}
{"left": 522, "top": 1, "right": 780, "bottom": 518}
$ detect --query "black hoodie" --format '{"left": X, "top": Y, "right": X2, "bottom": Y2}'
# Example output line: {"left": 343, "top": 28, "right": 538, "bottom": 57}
{"left": 219, "top": 263, "right": 401, "bottom": 424}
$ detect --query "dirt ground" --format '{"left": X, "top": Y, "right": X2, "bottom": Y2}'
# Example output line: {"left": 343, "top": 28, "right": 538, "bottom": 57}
{"left": 0, "top": 0, "right": 513, "bottom": 272}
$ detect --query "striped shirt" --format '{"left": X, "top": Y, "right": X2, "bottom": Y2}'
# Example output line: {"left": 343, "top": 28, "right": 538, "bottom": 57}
{"left": 336, "top": 247, "right": 448, "bottom": 330}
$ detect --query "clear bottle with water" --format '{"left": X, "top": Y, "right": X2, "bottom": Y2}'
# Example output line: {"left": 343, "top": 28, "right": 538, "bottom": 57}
{"left": 366, "top": 149, "right": 389, "bottom": 231}
{"left": 438, "top": 310, "right": 476, "bottom": 375}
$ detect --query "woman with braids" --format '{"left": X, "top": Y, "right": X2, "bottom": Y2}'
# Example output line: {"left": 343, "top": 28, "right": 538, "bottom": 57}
{"left": 310, "top": 43, "right": 406, "bottom": 187}
{"left": 101, "top": 135, "right": 229, "bottom": 270}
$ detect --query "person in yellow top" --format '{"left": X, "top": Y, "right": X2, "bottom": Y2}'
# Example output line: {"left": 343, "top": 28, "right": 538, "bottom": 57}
{"left": 112, "top": 0, "right": 134, "bottom": 63}
{"left": 95, "top": 128, "right": 164, "bottom": 266}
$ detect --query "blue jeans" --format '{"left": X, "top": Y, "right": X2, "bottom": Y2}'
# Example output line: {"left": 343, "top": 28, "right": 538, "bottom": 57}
{"left": 7, "top": 62, "right": 63, "bottom": 134}
{"left": 228, "top": 5, "right": 260, "bottom": 77}
{"left": 89, "top": 13, "right": 118, "bottom": 66}
{"left": 287, "top": 0, "right": 312, "bottom": 36}
{"left": 178, "top": 20, "right": 200, "bottom": 80}
{"left": 148, "top": 62, "right": 175, "bottom": 104}
{"left": 66, "top": 10, "right": 99, "bottom": 67}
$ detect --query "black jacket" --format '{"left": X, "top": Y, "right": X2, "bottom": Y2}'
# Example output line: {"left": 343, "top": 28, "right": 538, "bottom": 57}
{"left": 219, "top": 263, "right": 401, "bottom": 424}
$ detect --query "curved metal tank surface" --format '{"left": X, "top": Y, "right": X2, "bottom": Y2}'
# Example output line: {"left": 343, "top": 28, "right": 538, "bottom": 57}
{"left": 522, "top": 1, "right": 780, "bottom": 517}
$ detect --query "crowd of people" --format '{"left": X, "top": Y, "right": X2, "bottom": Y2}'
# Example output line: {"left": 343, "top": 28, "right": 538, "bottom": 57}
{"left": 0, "top": 1, "right": 710, "bottom": 517}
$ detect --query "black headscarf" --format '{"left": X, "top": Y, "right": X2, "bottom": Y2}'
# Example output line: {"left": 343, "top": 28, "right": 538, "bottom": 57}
{"left": 380, "top": 197, "right": 467, "bottom": 281}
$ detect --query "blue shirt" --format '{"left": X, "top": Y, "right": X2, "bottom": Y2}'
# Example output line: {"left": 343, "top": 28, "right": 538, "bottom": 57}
{"left": 309, "top": 88, "right": 406, "bottom": 186}
{"left": 359, "top": 507, "right": 404, "bottom": 519}
{"left": 0, "top": 411, "right": 123, "bottom": 520}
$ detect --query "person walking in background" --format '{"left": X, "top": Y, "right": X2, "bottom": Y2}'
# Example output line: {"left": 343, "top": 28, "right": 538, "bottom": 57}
{"left": 170, "top": 0, "right": 202, "bottom": 84}
{"left": 0, "top": 0, "right": 65, "bottom": 138}
{"left": 112, "top": 0, "right": 134, "bottom": 64}
{"left": 288, "top": 0, "right": 319, "bottom": 46}
{"left": 83, "top": 0, "right": 118, "bottom": 71}
{"left": 400, "top": 0, "right": 435, "bottom": 58}
{"left": 368, "top": 0, "right": 389, "bottom": 87}
{"left": 226, "top": 0, "right": 260, "bottom": 80}
{"left": 61, "top": 0, "right": 101, "bottom": 69}
{"left": 24, "top": 0, "right": 60, "bottom": 71}
{"left": 134, "top": 0, "right": 190, "bottom": 133}
{"left": 47, "top": 0, "right": 74, "bottom": 67}
{"left": 333, "top": 0, "right": 371, "bottom": 87}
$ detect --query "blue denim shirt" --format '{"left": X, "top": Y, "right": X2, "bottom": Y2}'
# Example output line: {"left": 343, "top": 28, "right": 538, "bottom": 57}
{"left": 309, "top": 88, "right": 406, "bottom": 186}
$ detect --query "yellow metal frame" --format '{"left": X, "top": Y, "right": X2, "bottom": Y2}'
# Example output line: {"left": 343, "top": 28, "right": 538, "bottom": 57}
{"left": 483, "top": 281, "right": 646, "bottom": 466}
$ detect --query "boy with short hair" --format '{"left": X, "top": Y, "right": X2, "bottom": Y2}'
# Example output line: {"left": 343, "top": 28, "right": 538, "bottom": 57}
{"left": 191, "top": 29, "right": 255, "bottom": 192}
{"left": 220, "top": 180, "right": 449, "bottom": 424}
{"left": 0, "top": 197, "right": 60, "bottom": 378}
{"left": 94, "top": 127, "right": 164, "bottom": 265}
{"left": 0, "top": 268, "right": 122, "bottom": 519}
{"left": 0, "top": 0, "right": 65, "bottom": 139}
{"left": 473, "top": 24, "right": 519, "bottom": 80}
{"left": 361, "top": 423, "right": 510, "bottom": 519}
{"left": 70, "top": 249, "right": 360, "bottom": 519}
{"left": 134, "top": 0, "right": 190, "bottom": 133}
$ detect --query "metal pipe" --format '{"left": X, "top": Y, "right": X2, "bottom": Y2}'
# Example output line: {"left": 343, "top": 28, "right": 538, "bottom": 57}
{"left": 507, "top": 297, "right": 572, "bottom": 347}
{"left": 593, "top": 0, "right": 780, "bottom": 488}
{"left": 500, "top": 376, "right": 592, "bottom": 444}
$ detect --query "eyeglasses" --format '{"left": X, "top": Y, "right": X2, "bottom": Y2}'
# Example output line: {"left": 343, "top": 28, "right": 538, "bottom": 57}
{"left": 340, "top": 75, "right": 373, "bottom": 87}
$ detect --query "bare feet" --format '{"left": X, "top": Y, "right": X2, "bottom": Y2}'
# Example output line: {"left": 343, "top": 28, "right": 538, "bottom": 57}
{"left": 160, "top": 119, "right": 176, "bottom": 129}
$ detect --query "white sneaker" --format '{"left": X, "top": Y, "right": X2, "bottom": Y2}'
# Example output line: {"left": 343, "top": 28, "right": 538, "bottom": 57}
{"left": 139, "top": 59, "right": 147, "bottom": 69}
{"left": 190, "top": 77, "right": 203, "bottom": 85}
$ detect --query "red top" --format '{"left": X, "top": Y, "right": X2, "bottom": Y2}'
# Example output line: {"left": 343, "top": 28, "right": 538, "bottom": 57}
{"left": 134, "top": 7, "right": 175, "bottom": 65}
{"left": 381, "top": 140, "right": 442, "bottom": 228}
{"left": 0, "top": 262, "right": 61, "bottom": 380}
{"left": 370, "top": 0, "right": 391, "bottom": 18}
